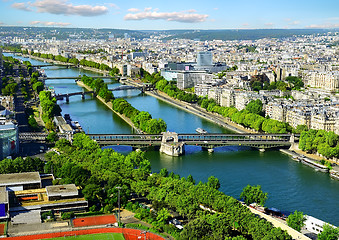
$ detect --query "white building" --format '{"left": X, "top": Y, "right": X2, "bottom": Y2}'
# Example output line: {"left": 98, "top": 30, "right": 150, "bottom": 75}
{"left": 304, "top": 215, "right": 336, "bottom": 235}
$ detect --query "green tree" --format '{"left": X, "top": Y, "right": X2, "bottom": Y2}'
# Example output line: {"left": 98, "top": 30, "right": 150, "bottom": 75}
{"left": 156, "top": 208, "right": 171, "bottom": 224}
{"left": 246, "top": 99, "right": 263, "bottom": 115}
{"left": 46, "top": 132, "right": 58, "bottom": 143}
{"left": 207, "top": 176, "right": 220, "bottom": 190}
{"left": 318, "top": 224, "right": 339, "bottom": 240}
{"left": 240, "top": 184, "right": 268, "bottom": 206}
{"left": 33, "top": 81, "right": 44, "bottom": 93}
{"left": 286, "top": 211, "right": 305, "bottom": 232}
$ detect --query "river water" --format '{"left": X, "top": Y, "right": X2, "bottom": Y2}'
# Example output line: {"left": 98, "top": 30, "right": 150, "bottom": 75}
{"left": 8, "top": 54, "right": 339, "bottom": 226}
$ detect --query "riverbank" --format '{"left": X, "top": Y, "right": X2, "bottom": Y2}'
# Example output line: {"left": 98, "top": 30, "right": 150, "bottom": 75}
{"left": 76, "top": 81, "right": 142, "bottom": 134}
{"left": 23, "top": 54, "right": 111, "bottom": 75}
{"left": 145, "top": 90, "right": 248, "bottom": 134}
{"left": 13, "top": 53, "right": 336, "bottom": 165}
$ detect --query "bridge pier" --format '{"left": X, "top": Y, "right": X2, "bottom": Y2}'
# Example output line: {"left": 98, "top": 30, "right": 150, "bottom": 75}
{"left": 81, "top": 93, "right": 85, "bottom": 100}
{"left": 159, "top": 132, "right": 185, "bottom": 156}
{"left": 65, "top": 95, "right": 69, "bottom": 103}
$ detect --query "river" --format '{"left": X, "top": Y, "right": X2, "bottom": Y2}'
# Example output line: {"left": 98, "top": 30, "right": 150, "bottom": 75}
{"left": 7, "top": 53, "right": 339, "bottom": 226}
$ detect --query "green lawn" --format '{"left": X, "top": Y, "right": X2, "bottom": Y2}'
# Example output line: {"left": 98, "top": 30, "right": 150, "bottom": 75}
{"left": 46, "top": 233, "right": 125, "bottom": 240}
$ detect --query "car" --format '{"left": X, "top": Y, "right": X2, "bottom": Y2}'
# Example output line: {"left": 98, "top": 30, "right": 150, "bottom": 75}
{"left": 169, "top": 218, "right": 183, "bottom": 229}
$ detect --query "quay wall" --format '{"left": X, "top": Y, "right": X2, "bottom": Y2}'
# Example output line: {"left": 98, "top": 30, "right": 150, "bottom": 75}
{"left": 76, "top": 81, "right": 142, "bottom": 134}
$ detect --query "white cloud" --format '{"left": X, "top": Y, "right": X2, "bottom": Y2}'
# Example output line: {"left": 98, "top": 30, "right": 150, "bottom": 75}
{"left": 242, "top": 23, "right": 249, "bottom": 26}
{"left": 264, "top": 22, "right": 274, "bottom": 27}
{"left": 327, "top": 17, "right": 339, "bottom": 21}
{"left": 187, "top": 9, "right": 196, "bottom": 13}
{"left": 128, "top": 8, "right": 140, "bottom": 12}
{"left": 305, "top": 23, "right": 339, "bottom": 29}
{"left": 30, "top": 20, "right": 71, "bottom": 26}
{"left": 288, "top": 20, "right": 300, "bottom": 25}
{"left": 107, "top": 3, "right": 119, "bottom": 9}
{"left": 124, "top": 8, "right": 208, "bottom": 23}
{"left": 11, "top": 2, "right": 32, "bottom": 11}
{"left": 30, "top": 0, "right": 108, "bottom": 16}
{"left": 0, "top": 22, "right": 4, "bottom": 25}
{"left": 213, "top": 8, "right": 218, "bottom": 10}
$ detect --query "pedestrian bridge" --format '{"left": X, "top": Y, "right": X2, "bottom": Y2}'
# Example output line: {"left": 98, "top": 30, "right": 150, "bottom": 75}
{"left": 88, "top": 132, "right": 296, "bottom": 149}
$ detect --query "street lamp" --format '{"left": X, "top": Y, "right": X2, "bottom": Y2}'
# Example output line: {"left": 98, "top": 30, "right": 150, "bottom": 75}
{"left": 115, "top": 186, "right": 122, "bottom": 226}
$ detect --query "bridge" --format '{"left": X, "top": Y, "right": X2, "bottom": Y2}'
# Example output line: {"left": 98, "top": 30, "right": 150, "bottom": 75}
{"left": 19, "top": 132, "right": 71, "bottom": 141}
{"left": 32, "top": 64, "right": 55, "bottom": 68}
{"left": 43, "top": 76, "right": 113, "bottom": 80}
{"left": 18, "top": 132, "right": 297, "bottom": 156}
{"left": 55, "top": 85, "right": 153, "bottom": 102}
{"left": 88, "top": 132, "right": 296, "bottom": 150}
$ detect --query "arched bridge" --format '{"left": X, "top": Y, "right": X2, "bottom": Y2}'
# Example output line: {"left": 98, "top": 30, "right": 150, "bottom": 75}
{"left": 88, "top": 133, "right": 297, "bottom": 149}
{"left": 55, "top": 85, "right": 151, "bottom": 102}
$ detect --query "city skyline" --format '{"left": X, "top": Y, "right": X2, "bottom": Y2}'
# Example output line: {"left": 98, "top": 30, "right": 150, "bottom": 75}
{"left": 0, "top": 0, "right": 339, "bottom": 30}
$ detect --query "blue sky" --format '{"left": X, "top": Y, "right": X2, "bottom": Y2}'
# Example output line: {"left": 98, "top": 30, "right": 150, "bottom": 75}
{"left": 0, "top": 0, "right": 339, "bottom": 30}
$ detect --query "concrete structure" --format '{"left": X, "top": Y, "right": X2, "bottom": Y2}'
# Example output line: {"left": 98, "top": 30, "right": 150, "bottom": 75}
{"left": 53, "top": 116, "right": 73, "bottom": 134}
{"left": 197, "top": 51, "right": 213, "bottom": 66}
{"left": 46, "top": 184, "right": 79, "bottom": 201}
{"left": 0, "top": 172, "right": 41, "bottom": 191}
{"left": 159, "top": 132, "right": 185, "bottom": 156}
{"left": 0, "top": 120, "right": 19, "bottom": 159}
{"left": 0, "top": 172, "right": 88, "bottom": 222}
{"left": 177, "top": 71, "right": 215, "bottom": 89}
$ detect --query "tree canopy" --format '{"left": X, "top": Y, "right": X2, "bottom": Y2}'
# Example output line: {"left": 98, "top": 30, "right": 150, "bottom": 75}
{"left": 240, "top": 184, "right": 268, "bottom": 206}
{"left": 286, "top": 211, "right": 305, "bottom": 232}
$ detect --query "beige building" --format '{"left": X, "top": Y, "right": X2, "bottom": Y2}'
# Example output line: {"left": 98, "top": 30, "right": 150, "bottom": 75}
{"left": 265, "top": 102, "right": 287, "bottom": 122}
{"left": 220, "top": 88, "right": 235, "bottom": 107}
{"left": 310, "top": 113, "right": 337, "bottom": 132}
{"left": 286, "top": 109, "right": 311, "bottom": 129}
{"left": 305, "top": 71, "right": 339, "bottom": 91}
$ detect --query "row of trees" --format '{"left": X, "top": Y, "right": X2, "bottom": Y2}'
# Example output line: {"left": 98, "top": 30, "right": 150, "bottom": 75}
{"left": 1, "top": 76, "right": 18, "bottom": 96}
{"left": 39, "top": 91, "right": 61, "bottom": 131}
{"left": 43, "top": 134, "right": 291, "bottom": 239}
{"left": 0, "top": 156, "right": 44, "bottom": 174}
{"left": 30, "top": 52, "right": 120, "bottom": 75}
{"left": 299, "top": 129, "right": 339, "bottom": 159}
{"left": 80, "top": 75, "right": 167, "bottom": 134}
{"left": 133, "top": 169, "right": 290, "bottom": 239}
{"left": 112, "top": 98, "right": 167, "bottom": 134}
{"left": 141, "top": 70, "right": 199, "bottom": 103}
{"left": 81, "top": 75, "right": 114, "bottom": 102}
{"left": 200, "top": 98, "right": 292, "bottom": 133}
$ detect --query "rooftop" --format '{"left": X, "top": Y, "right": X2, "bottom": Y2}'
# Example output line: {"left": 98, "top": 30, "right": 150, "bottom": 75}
{"left": 46, "top": 184, "right": 78, "bottom": 197}
{"left": 0, "top": 172, "right": 41, "bottom": 187}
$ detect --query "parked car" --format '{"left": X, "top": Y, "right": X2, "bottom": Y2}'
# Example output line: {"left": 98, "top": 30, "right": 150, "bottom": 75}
{"left": 169, "top": 218, "right": 183, "bottom": 230}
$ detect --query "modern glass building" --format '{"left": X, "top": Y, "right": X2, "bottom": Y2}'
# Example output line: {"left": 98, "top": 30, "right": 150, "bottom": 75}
{"left": 197, "top": 51, "right": 213, "bottom": 66}
{"left": 0, "top": 122, "right": 19, "bottom": 159}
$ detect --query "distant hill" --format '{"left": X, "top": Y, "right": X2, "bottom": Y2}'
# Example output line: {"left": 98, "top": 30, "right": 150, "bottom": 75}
{"left": 159, "top": 29, "right": 337, "bottom": 41}
{"left": 0, "top": 26, "right": 337, "bottom": 41}
{"left": 0, "top": 26, "right": 150, "bottom": 40}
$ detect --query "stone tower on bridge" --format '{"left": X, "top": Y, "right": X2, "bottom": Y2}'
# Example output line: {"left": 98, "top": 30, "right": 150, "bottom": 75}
{"left": 159, "top": 132, "right": 185, "bottom": 156}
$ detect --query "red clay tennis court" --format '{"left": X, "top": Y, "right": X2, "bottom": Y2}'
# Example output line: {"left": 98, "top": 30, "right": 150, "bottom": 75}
{"left": 0, "top": 224, "right": 5, "bottom": 236}
{"left": 6, "top": 227, "right": 165, "bottom": 240}
{"left": 72, "top": 214, "right": 116, "bottom": 227}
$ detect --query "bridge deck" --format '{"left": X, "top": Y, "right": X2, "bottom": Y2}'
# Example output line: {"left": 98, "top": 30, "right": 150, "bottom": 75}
{"left": 88, "top": 133, "right": 294, "bottom": 148}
